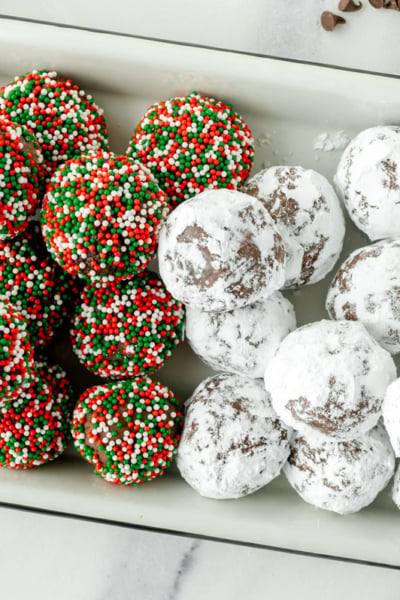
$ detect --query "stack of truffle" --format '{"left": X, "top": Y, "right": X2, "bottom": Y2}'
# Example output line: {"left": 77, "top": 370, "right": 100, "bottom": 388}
{"left": 1, "top": 67, "right": 400, "bottom": 513}
{"left": 159, "top": 119, "right": 400, "bottom": 514}
{"left": 0, "top": 70, "right": 187, "bottom": 481}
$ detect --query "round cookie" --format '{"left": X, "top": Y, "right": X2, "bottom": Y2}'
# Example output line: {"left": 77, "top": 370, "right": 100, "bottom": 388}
{"left": 0, "top": 299, "right": 34, "bottom": 403}
{"left": 71, "top": 269, "right": 185, "bottom": 379}
{"left": 326, "top": 239, "right": 400, "bottom": 355}
{"left": 0, "top": 118, "right": 44, "bottom": 240}
{"left": 0, "top": 367, "right": 70, "bottom": 468}
{"left": 186, "top": 291, "right": 296, "bottom": 378}
{"left": 41, "top": 152, "right": 169, "bottom": 282}
{"left": 284, "top": 424, "right": 395, "bottom": 514}
{"left": 127, "top": 91, "right": 254, "bottom": 207}
{"left": 71, "top": 378, "right": 183, "bottom": 485}
{"left": 0, "top": 70, "right": 108, "bottom": 178}
{"left": 382, "top": 378, "right": 400, "bottom": 457}
{"left": 0, "top": 222, "right": 80, "bottom": 348}
{"left": 158, "top": 188, "right": 286, "bottom": 311}
{"left": 176, "top": 373, "right": 292, "bottom": 500}
{"left": 244, "top": 165, "right": 345, "bottom": 287}
{"left": 264, "top": 320, "right": 396, "bottom": 439}
{"left": 335, "top": 125, "right": 400, "bottom": 241}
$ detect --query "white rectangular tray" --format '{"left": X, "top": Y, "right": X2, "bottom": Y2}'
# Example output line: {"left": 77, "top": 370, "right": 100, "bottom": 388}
{"left": 0, "top": 17, "right": 400, "bottom": 568}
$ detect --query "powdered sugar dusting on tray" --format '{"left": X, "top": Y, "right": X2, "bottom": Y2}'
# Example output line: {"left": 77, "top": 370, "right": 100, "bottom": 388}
{"left": 313, "top": 130, "right": 350, "bottom": 153}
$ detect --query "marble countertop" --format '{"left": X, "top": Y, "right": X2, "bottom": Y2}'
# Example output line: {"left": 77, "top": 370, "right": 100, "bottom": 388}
{"left": 0, "top": 2, "right": 400, "bottom": 598}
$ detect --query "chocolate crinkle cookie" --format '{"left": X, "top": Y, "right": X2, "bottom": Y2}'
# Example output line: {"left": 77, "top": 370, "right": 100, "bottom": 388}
{"left": 326, "top": 239, "right": 400, "bottom": 355}
{"left": 382, "top": 378, "right": 400, "bottom": 457}
{"left": 264, "top": 320, "right": 396, "bottom": 439}
{"left": 185, "top": 291, "right": 296, "bottom": 378}
{"left": 243, "top": 165, "right": 345, "bottom": 288}
{"left": 335, "top": 125, "right": 400, "bottom": 240}
{"left": 284, "top": 424, "right": 395, "bottom": 514}
{"left": 176, "top": 373, "right": 292, "bottom": 499}
{"left": 158, "top": 188, "right": 286, "bottom": 311}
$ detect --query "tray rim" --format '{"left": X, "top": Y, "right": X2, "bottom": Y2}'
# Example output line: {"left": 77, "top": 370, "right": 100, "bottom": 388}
{"left": 1, "top": 12, "right": 400, "bottom": 83}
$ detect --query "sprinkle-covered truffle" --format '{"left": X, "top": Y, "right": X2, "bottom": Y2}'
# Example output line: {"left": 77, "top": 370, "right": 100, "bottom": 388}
{"left": 0, "top": 366, "right": 70, "bottom": 468}
{"left": 41, "top": 152, "right": 170, "bottom": 282}
{"left": 0, "top": 299, "right": 34, "bottom": 402}
{"left": 127, "top": 92, "right": 254, "bottom": 207}
{"left": 71, "top": 269, "right": 185, "bottom": 379}
{"left": 0, "top": 70, "right": 108, "bottom": 178}
{"left": 0, "top": 222, "right": 80, "bottom": 348}
{"left": 35, "top": 359, "right": 76, "bottom": 424}
{"left": 0, "top": 118, "right": 44, "bottom": 240}
{"left": 71, "top": 378, "right": 183, "bottom": 485}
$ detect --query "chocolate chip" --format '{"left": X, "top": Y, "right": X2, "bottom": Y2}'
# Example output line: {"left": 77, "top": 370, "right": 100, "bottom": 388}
{"left": 338, "top": 0, "right": 362, "bottom": 10}
{"left": 321, "top": 11, "right": 346, "bottom": 30}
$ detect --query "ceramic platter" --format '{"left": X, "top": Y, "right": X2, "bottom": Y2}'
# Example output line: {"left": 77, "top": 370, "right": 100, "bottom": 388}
{"left": 0, "top": 16, "right": 399, "bottom": 569}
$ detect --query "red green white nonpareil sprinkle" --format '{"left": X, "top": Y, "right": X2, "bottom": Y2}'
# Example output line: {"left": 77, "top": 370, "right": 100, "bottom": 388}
{"left": 0, "top": 69, "right": 108, "bottom": 179}
{"left": 71, "top": 269, "right": 185, "bottom": 379}
{"left": 71, "top": 378, "right": 183, "bottom": 485}
{"left": 41, "top": 151, "right": 170, "bottom": 282}
{"left": 0, "top": 118, "right": 44, "bottom": 240}
{"left": 127, "top": 91, "right": 255, "bottom": 207}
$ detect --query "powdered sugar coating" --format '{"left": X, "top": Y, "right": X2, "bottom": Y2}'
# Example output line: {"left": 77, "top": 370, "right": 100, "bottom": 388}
{"left": 186, "top": 291, "right": 296, "bottom": 378}
{"left": 176, "top": 373, "right": 291, "bottom": 499}
{"left": 158, "top": 189, "right": 286, "bottom": 311}
{"left": 392, "top": 463, "right": 400, "bottom": 509}
{"left": 326, "top": 239, "right": 400, "bottom": 355}
{"left": 335, "top": 125, "right": 400, "bottom": 241}
{"left": 243, "top": 166, "right": 345, "bottom": 287}
{"left": 382, "top": 378, "right": 400, "bottom": 457}
{"left": 264, "top": 320, "right": 396, "bottom": 439}
{"left": 284, "top": 424, "right": 395, "bottom": 514}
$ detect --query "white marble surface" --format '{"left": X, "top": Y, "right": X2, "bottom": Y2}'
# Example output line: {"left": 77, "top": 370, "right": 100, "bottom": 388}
{"left": 1, "top": 505, "right": 400, "bottom": 600}
{"left": 1, "top": 0, "right": 400, "bottom": 75}
{"left": 0, "top": 3, "right": 400, "bottom": 598}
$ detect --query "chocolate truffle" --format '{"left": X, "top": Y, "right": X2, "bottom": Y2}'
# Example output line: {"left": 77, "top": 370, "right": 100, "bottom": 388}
{"left": 186, "top": 291, "right": 296, "bottom": 378}
{"left": 326, "top": 239, "right": 400, "bottom": 355}
{"left": 244, "top": 166, "right": 345, "bottom": 287}
{"left": 0, "top": 222, "right": 79, "bottom": 348}
{"left": 127, "top": 91, "right": 254, "bottom": 207}
{"left": 0, "top": 365, "right": 70, "bottom": 468}
{"left": 0, "top": 118, "right": 44, "bottom": 240}
{"left": 284, "top": 424, "right": 395, "bottom": 514}
{"left": 264, "top": 320, "right": 396, "bottom": 439}
{"left": 176, "top": 373, "right": 291, "bottom": 499}
{"left": 71, "top": 378, "right": 183, "bottom": 485}
{"left": 0, "top": 70, "right": 108, "bottom": 178}
{"left": 41, "top": 152, "right": 169, "bottom": 282}
{"left": 71, "top": 269, "right": 185, "bottom": 379}
{"left": 0, "top": 299, "right": 34, "bottom": 403}
{"left": 158, "top": 189, "right": 286, "bottom": 311}
{"left": 335, "top": 125, "right": 400, "bottom": 240}
{"left": 382, "top": 378, "right": 400, "bottom": 456}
